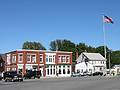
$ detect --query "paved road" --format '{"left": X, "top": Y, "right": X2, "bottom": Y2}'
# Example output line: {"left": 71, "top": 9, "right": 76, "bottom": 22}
{"left": 0, "top": 76, "right": 120, "bottom": 90}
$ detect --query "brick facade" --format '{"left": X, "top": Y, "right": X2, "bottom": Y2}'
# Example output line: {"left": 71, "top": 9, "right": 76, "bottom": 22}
{"left": 5, "top": 50, "right": 72, "bottom": 77}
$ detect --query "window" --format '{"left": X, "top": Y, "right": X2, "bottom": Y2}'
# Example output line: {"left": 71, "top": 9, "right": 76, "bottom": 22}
{"left": 53, "top": 55, "right": 55, "bottom": 62}
{"left": 67, "top": 65, "right": 70, "bottom": 74}
{"left": 12, "top": 55, "right": 16, "bottom": 63}
{"left": 27, "top": 55, "right": 31, "bottom": 62}
{"left": 40, "top": 55, "right": 43, "bottom": 63}
{"left": 100, "top": 67, "right": 102, "bottom": 71}
{"left": 63, "top": 66, "right": 65, "bottom": 74}
{"left": 50, "top": 68, "right": 52, "bottom": 75}
{"left": 7, "top": 54, "right": 11, "bottom": 64}
{"left": 59, "top": 69, "right": 61, "bottom": 74}
{"left": 59, "top": 66, "right": 61, "bottom": 74}
{"left": 63, "top": 69, "right": 65, "bottom": 74}
{"left": 49, "top": 56, "right": 52, "bottom": 62}
{"left": 47, "top": 69, "right": 49, "bottom": 75}
{"left": 53, "top": 69, "right": 55, "bottom": 74}
{"left": 31, "top": 55, "right": 36, "bottom": 63}
{"left": 58, "top": 56, "right": 61, "bottom": 63}
{"left": 67, "top": 69, "right": 70, "bottom": 74}
{"left": 66, "top": 56, "right": 70, "bottom": 63}
{"left": 61, "top": 56, "right": 63, "bottom": 62}
{"left": 46, "top": 55, "right": 48, "bottom": 62}
{"left": 18, "top": 54, "right": 23, "bottom": 62}
{"left": 61, "top": 56, "right": 66, "bottom": 63}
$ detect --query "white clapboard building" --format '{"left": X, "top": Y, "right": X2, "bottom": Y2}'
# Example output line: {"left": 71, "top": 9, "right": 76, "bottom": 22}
{"left": 75, "top": 52, "right": 107, "bottom": 75}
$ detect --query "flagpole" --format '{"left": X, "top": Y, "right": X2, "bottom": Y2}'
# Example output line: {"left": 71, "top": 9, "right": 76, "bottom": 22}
{"left": 102, "top": 15, "right": 107, "bottom": 59}
{"left": 102, "top": 15, "right": 107, "bottom": 76}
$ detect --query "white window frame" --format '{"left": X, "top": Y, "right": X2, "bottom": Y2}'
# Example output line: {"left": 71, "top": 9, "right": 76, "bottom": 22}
{"left": 12, "top": 55, "right": 16, "bottom": 63}
{"left": 31, "top": 55, "right": 36, "bottom": 63}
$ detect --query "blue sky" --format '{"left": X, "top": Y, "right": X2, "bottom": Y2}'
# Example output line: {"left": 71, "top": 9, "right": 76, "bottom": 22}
{"left": 0, "top": 0, "right": 119, "bottom": 53}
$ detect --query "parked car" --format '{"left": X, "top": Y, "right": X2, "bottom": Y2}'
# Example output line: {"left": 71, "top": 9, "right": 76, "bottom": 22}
{"left": 92, "top": 72, "right": 103, "bottom": 76}
{"left": 3, "top": 71, "right": 23, "bottom": 82}
{"left": 24, "top": 70, "right": 41, "bottom": 79}
{"left": 71, "top": 72, "right": 81, "bottom": 77}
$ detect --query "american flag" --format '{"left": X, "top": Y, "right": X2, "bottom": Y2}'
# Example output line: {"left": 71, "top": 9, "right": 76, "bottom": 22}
{"left": 104, "top": 15, "right": 113, "bottom": 24}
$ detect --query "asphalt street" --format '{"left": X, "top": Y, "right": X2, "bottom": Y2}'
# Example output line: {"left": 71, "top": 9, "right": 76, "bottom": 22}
{"left": 0, "top": 76, "right": 120, "bottom": 90}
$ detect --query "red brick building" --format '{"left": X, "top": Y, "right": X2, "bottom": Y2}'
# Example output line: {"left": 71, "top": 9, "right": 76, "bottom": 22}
{"left": 5, "top": 50, "right": 72, "bottom": 77}
{"left": 0, "top": 55, "right": 5, "bottom": 73}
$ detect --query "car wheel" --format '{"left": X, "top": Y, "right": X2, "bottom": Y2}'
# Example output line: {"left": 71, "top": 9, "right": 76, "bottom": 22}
{"left": 11, "top": 79, "right": 14, "bottom": 82}
{"left": 5, "top": 79, "right": 7, "bottom": 82}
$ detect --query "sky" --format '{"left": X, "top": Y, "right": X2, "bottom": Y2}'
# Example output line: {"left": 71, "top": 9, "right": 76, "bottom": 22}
{"left": 0, "top": 0, "right": 119, "bottom": 53}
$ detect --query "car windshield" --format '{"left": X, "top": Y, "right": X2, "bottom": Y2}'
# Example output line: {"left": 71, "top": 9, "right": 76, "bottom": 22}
{"left": 9, "top": 71, "right": 18, "bottom": 76}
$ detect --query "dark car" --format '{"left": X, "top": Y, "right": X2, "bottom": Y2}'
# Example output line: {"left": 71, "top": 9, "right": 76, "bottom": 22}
{"left": 24, "top": 70, "right": 41, "bottom": 79}
{"left": 3, "top": 71, "right": 23, "bottom": 82}
{"left": 93, "top": 72, "right": 103, "bottom": 76}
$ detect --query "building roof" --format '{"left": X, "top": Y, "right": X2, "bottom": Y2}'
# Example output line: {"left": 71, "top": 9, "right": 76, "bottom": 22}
{"left": 5, "top": 49, "right": 72, "bottom": 54}
{"left": 83, "top": 52, "right": 106, "bottom": 61}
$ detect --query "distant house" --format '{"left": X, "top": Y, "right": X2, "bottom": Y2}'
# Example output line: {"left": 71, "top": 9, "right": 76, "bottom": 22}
{"left": 75, "top": 52, "right": 107, "bottom": 75}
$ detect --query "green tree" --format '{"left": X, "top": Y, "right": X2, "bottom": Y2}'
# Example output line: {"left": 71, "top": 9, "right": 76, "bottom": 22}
{"left": 22, "top": 41, "right": 46, "bottom": 50}
{"left": 76, "top": 43, "right": 87, "bottom": 55}
{"left": 50, "top": 39, "right": 63, "bottom": 51}
{"left": 76, "top": 43, "right": 96, "bottom": 55}
{"left": 111, "top": 51, "right": 120, "bottom": 66}
{"left": 95, "top": 46, "right": 109, "bottom": 58}
{"left": 50, "top": 39, "right": 76, "bottom": 62}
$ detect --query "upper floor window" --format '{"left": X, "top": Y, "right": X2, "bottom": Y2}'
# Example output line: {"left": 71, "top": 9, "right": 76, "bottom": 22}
{"left": 12, "top": 55, "right": 16, "bottom": 63}
{"left": 53, "top": 55, "right": 55, "bottom": 62}
{"left": 40, "top": 55, "right": 43, "bottom": 63}
{"left": 46, "top": 55, "right": 48, "bottom": 62}
{"left": 103, "top": 61, "right": 104, "bottom": 64}
{"left": 7, "top": 54, "right": 11, "bottom": 64}
{"left": 49, "top": 56, "right": 52, "bottom": 62}
{"left": 18, "top": 54, "right": 23, "bottom": 63}
{"left": 66, "top": 56, "right": 70, "bottom": 63}
{"left": 58, "top": 56, "right": 61, "bottom": 62}
{"left": 46, "top": 55, "right": 56, "bottom": 63}
{"left": 31, "top": 55, "right": 36, "bottom": 63}
{"left": 58, "top": 55, "right": 70, "bottom": 63}
{"left": 62, "top": 56, "right": 66, "bottom": 63}
{"left": 27, "top": 55, "right": 31, "bottom": 62}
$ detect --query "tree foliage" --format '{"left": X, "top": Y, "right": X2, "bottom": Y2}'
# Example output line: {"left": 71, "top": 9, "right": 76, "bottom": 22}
{"left": 22, "top": 41, "right": 46, "bottom": 50}
{"left": 50, "top": 39, "right": 76, "bottom": 62}
{"left": 111, "top": 51, "right": 120, "bottom": 66}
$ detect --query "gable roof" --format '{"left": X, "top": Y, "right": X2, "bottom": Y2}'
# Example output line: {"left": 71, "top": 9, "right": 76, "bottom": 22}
{"left": 83, "top": 52, "right": 106, "bottom": 61}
